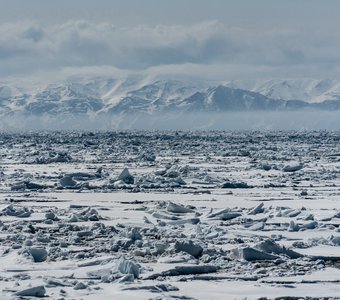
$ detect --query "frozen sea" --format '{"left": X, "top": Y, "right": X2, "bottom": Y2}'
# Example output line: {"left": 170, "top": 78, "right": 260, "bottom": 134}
{"left": 0, "top": 130, "right": 339, "bottom": 299}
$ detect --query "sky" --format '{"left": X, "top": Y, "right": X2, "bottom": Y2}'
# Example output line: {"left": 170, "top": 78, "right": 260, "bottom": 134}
{"left": 1, "top": 0, "right": 340, "bottom": 81}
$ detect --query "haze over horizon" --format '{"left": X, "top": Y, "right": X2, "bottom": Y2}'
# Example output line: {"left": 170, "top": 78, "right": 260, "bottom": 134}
{"left": 1, "top": 0, "right": 340, "bottom": 81}
{"left": 2, "top": 1, "right": 340, "bottom": 130}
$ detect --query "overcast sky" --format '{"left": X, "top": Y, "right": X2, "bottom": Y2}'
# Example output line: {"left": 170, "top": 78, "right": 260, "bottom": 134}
{"left": 1, "top": 0, "right": 340, "bottom": 80}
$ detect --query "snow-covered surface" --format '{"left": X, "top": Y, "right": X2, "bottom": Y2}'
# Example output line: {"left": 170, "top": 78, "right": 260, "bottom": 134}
{"left": 0, "top": 75, "right": 209, "bottom": 116}
{"left": 224, "top": 78, "right": 340, "bottom": 102}
{"left": 2, "top": 76, "right": 340, "bottom": 118}
{"left": 0, "top": 130, "right": 339, "bottom": 299}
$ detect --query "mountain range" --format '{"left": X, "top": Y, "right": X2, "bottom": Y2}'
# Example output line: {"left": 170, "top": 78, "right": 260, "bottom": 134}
{"left": 1, "top": 77, "right": 340, "bottom": 117}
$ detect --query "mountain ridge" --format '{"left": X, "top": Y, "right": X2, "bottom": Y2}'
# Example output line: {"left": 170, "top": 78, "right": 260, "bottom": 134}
{"left": 2, "top": 77, "right": 340, "bottom": 116}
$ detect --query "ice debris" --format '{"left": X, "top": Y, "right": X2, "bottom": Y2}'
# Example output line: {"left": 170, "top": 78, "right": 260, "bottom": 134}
{"left": 174, "top": 240, "right": 203, "bottom": 258}
{"left": 117, "top": 168, "right": 134, "bottom": 184}
{"left": 282, "top": 162, "right": 303, "bottom": 172}
{"left": 59, "top": 175, "right": 77, "bottom": 188}
{"left": 15, "top": 286, "right": 46, "bottom": 297}
{"left": 113, "top": 256, "right": 140, "bottom": 279}
{"left": 29, "top": 247, "right": 48, "bottom": 262}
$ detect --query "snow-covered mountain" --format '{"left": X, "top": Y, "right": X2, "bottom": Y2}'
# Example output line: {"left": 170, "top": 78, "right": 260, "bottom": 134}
{"left": 224, "top": 78, "right": 340, "bottom": 103}
{"left": 2, "top": 77, "right": 340, "bottom": 117}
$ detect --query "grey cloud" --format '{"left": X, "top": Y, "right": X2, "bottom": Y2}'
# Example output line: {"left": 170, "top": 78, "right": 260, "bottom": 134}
{"left": 1, "top": 20, "right": 340, "bottom": 79}
{"left": 21, "top": 25, "right": 45, "bottom": 42}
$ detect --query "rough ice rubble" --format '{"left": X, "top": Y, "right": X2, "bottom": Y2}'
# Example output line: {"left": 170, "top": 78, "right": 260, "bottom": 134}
{"left": 0, "top": 131, "right": 340, "bottom": 299}
{"left": 1, "top": 204, "right": 32, "bottom": 218}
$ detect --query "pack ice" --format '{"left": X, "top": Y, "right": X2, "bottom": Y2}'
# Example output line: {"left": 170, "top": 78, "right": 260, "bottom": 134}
{"left": 0, "top": 131, "right": 339, "bottom": 299}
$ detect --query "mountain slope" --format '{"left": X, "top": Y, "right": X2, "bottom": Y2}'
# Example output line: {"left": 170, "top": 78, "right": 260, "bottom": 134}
{"left": 224, "top": 78, "right": 340, "bottom": 103}
{"left": 2, "top": 77, "right": 340, "bottom": 117}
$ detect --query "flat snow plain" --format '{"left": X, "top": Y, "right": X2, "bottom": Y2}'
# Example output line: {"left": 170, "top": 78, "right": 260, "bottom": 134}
{"left": 0, "top": 131, "right": 339, "bottom": 299}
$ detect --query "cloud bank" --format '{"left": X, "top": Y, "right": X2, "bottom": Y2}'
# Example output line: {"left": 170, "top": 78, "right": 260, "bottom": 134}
{"left": 1, "top": 20, "right": 340, "bottom": 80}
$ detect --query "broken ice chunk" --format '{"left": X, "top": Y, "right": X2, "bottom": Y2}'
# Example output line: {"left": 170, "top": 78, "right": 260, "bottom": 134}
{"left": 249, "top": 203, "right": 265, "bottom": 215}
{"left": 282, "top": 163, "right": 303, "bottom": 172}
{"left": 29, "top": 247, "right": 48, "bottom": 262}
{"left": 222, "top": 181, "right": 252, "bottom": 189}
{"left": 117, "top": 168, "right": 134, "bottom": 184}
{"left": 255, "top": 239, "right": 303, "bottom": 259}
{"left": 288, "top": 221, "right": 300, "bottom": 232}
{"left": 59, "top": 175, "right": 77, "bottom": 188}
{"left": 234, "top": 247, "right": 280, "bottom": 261}
{"left": 15, "top": 286, "right": 46, "bottom": 297}
{"left": 167, "top": 202, "right": 193, "bottom": 214}
{"left": 174, "top": 240, "right": 203, "bottom": 258}
{"left": 113, "top": 257, "right": 140, "bottom": 279}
